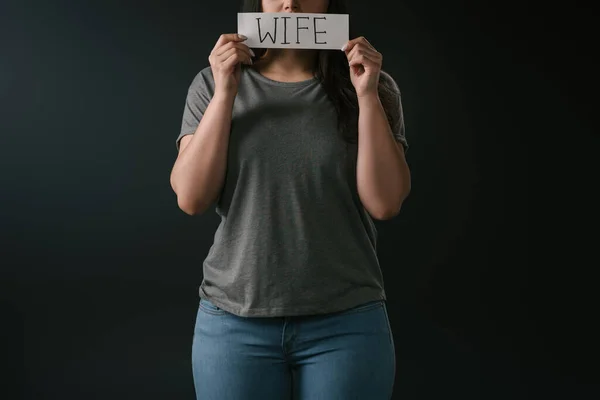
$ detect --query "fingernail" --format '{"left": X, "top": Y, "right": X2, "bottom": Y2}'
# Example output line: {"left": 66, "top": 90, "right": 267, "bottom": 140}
{"left": 249, "top": 49, "right": 255, "bottom": 57}
{"left": 341, "top": 44, "right": 347, "bottom": 51}
{"left": 238, "top": 34, "right": 248, "bottom": 40}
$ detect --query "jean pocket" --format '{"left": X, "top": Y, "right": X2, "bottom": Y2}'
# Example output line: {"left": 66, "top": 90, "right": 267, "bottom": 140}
{"left": 199, "top": 298, "right": 226, "bottom": 315}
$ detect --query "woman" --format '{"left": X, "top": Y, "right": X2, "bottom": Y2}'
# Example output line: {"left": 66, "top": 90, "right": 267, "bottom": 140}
{"left": 169, "top": 0, "right": 411, "bottom": 398}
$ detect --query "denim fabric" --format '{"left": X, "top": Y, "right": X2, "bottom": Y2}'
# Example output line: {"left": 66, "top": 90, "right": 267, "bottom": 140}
{"left": 191, "top": 298, "right": 396, "bottom": 399}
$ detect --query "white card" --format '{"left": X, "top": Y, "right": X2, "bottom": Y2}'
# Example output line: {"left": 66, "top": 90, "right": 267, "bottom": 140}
{"left": 237, "top": 12, "right": 349, "bottom": 50}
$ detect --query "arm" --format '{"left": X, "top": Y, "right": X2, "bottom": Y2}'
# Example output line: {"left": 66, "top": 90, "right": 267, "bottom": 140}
{"left": 170, "top": 33, "right": 252, "bottom": 216}
{"left": 356, "top": 93, "right": 411, "bottom": 220}
{"left": 343, "top": 36, "right": 411, "bottom": 220}
{"left": 170, "top": 92, "right": 236, "bottom": 215}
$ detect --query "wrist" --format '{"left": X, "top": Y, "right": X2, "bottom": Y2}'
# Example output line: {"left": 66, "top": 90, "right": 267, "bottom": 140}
{"left": 212, "top": 90, "right": 237, "bottom": 105}
{"left": 357, "top": 91, "right": 381, "bottom": 108}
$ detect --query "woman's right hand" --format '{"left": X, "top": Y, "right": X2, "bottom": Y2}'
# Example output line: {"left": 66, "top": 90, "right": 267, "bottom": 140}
{"left": 209, "top": 33, "right": 254, "bottom": 97}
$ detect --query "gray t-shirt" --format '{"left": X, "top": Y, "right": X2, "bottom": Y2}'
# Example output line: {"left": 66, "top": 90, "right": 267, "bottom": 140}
{"left": 177, "top": 65, "right": 408, "bottom": 317}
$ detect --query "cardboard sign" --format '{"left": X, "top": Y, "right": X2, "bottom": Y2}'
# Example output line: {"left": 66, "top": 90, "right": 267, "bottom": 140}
{"left": 237, "top": 12, "right": 349, "bottom": 50}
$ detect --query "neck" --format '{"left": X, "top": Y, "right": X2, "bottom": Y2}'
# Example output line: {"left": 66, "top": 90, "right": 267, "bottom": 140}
{"left": 254, "top": 49, "right": 318, "bottom": 81}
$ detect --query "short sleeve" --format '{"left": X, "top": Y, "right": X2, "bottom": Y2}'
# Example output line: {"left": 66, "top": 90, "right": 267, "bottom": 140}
{"left": 176, "top": 73, "right": 212, "bottom": 151}
{"left": 381, "top": 71, "right": 409, "bottom": 154}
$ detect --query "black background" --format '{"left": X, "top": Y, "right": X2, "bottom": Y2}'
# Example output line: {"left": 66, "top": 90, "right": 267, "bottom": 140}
{"left": 1, "top": 0, "right": 597, "bottom": 399}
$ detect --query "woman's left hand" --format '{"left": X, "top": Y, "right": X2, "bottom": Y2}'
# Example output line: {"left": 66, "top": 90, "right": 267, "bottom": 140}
{"left": 342, "top": 37, "right": 382, "bottom": 98}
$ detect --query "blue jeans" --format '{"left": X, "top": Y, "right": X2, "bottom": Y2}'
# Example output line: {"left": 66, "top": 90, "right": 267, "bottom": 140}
{"left": 191, "top": 298, "right": 396, "bottom": 399}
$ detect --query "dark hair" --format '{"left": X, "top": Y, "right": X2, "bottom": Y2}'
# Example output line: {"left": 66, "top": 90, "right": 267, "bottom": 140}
{"left": 240, "top": 0, "right": 400, "bottom": 144}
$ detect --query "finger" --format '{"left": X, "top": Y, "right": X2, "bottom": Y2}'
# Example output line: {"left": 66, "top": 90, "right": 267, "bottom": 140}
{"left": 238, "top": 42, "right": 256, "bottom": 58}
{"left": 217, "top": 48, "right": 252, "bottom": 69}
{"left": 212, "top": 33, "right": 247, "bottom": 52}
{"left": 347, "top": 44, "right": 363, "bottom": 61}
{"left": 341, "top": 36, "right": 361, "bottom": 52}
{"left": 216, "top": 47, "right": 252, "bottom": 64}
{"left": 349, "top": 53, "right": 378, "bottom": 69}
{"left": 222, "top": 53, "right": 239, "bottom": 71}
{"left": 347, "top": 45, "right": 381, "bottom": 65}
{"left": 215, "top": 47, "right": 237, "bottom": 67}
{"left": 361, "top": 37, "right": 375, "bottom": 50}
{"left": 228, "top": 48, "right": 253, "bottom": 65}
{"left": 344, "top": 41, "right": 370, "bottom": 57}
{"left": 346, "top": 43, "right": 362, "bottom": 62}
{"left": 222, "top": 50, "right": 252, "bottom": 70}
{"left": 351, "top": 43, "right": 380, "bottom": 57}
{"left": 215, "top": 41, "right": 254, "bottom": 59}
{"left": 214, "top": 41, "right": 237, "bottom": 57}
{"left": 341, "top": 36, "right": 370, "bottom": 52}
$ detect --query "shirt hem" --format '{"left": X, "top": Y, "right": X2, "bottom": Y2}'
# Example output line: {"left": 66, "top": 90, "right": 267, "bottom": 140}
{"left": 198, "top": 285, "right": 387, "bottom": 318}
